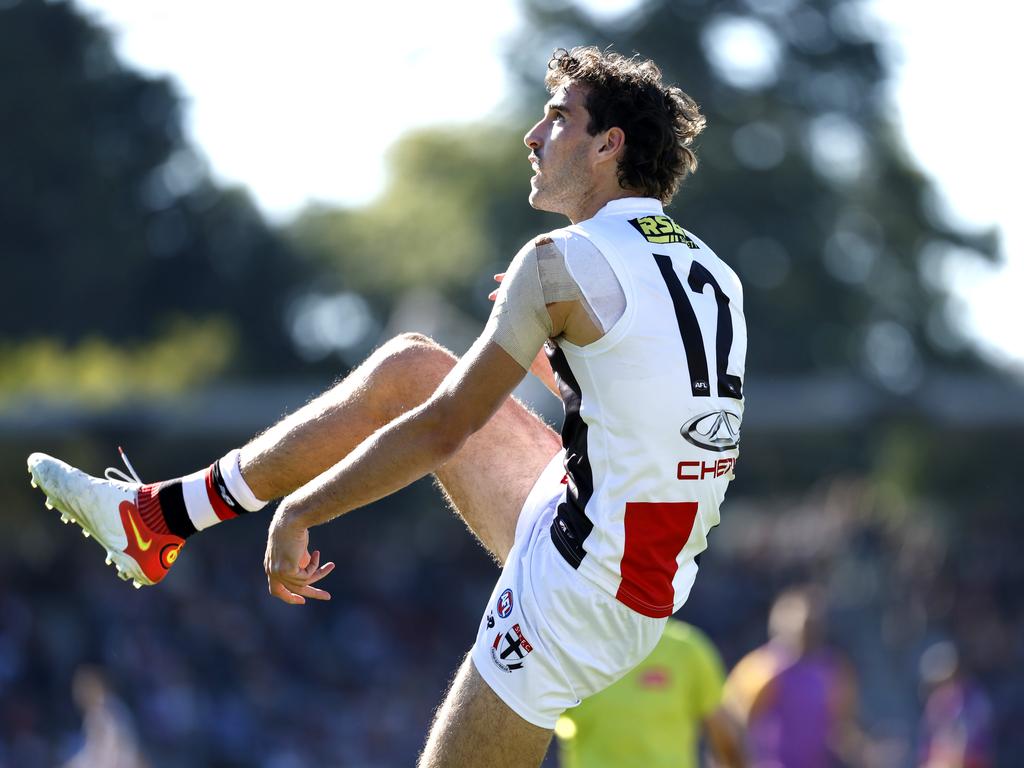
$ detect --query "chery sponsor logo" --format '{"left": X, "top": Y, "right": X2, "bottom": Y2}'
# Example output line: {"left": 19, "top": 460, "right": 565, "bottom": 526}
{"left": 678, "top": 457, "right": 736, "bottom": 481}
{"left": 680, "top": 410, "right": 741, "bottom": 453}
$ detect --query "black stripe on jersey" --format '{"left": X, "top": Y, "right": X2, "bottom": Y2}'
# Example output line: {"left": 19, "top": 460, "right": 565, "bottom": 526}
{"left": 653, "top": 254, "right": 711, "bottom": 397}
{"left": 547, "top": 345, "right": 595, "bottom": 568}
{"left": 157, "top": 481, "right": 197, "bottom": 539}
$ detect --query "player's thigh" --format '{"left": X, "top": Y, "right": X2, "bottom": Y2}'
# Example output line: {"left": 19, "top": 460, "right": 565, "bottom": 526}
{"left": 436, "top": 395, "right": 560, "bottom": 564}
{"left": 419, "top": 653, "right": 552, "bottom": 768}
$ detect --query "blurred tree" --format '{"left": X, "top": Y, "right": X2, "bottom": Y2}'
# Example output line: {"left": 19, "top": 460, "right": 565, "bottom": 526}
{"left": 501, "top": 0, "right": 999, "bottom": 387}
{"left": 0, "top": 0, "right": 307, "bottom": 377}
{"left": 289, "top": 124, "right": 562, "bottom": 314}
{"left": 0, "top": 317, "right": 235, "bottom": 404}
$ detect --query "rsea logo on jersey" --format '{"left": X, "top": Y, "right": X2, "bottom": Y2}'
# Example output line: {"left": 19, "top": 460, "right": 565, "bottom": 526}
{"left": 628, "top": 215, "right": 699, "bottom": 248}
{"left": 680, "top": 409, "right": 741, "bottom": 452}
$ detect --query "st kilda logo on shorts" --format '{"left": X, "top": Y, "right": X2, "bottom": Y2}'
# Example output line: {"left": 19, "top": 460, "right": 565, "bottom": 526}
{"left": 490, "top": 623, "right": 533, "bottom": 673}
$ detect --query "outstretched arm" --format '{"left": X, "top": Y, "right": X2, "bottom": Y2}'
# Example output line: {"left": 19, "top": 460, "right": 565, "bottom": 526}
{"left": 264, "top": 336, "right": 529, "bottom": 604}
{"left": 264, "top": 237, "right": 582, "bottom": 604}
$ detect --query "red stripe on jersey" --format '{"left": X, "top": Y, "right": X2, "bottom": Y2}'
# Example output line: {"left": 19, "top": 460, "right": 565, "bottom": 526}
{"left": 615, "top": 501, "right": 699, "bottom": 618}
{"left": 204, "top": 465, "right": 238, "bottom": 522}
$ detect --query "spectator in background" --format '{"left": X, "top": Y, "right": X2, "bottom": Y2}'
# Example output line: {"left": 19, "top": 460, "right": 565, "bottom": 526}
{"left": 63, "top": 666, "right": 149, "bottom": 768}
{"left": 555, "top": 617, "right": 746, "bottom": 768}
{"left": 722, "top": 586, "right": 862, "bottom": 768}
{"left": 917, "top": 641, "right": 993, "bottom": 768}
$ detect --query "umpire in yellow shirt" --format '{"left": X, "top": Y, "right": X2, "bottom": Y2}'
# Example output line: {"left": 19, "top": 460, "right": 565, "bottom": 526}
{"left": 555, "top": 619, "right": 745, "bottom": 767}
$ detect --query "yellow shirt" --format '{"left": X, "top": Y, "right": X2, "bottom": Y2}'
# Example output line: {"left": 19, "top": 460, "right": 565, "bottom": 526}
{"left": 555, "top": 619, "right": 726, "bottom": 768}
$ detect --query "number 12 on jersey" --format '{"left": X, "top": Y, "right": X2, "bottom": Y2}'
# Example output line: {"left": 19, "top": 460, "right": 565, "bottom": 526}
{"left": 653, "top": 254, "right": 743, "bottom": 399}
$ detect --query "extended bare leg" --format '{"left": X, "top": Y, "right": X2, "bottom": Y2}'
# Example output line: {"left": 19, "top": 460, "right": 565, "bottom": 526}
{"left": 240, "top": 332, "right": 559, "bottom": 561}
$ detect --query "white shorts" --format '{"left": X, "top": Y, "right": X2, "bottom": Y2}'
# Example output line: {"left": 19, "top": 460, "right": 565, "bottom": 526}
{"left": 471, "top": 452, "right": 667, "bottom": 728}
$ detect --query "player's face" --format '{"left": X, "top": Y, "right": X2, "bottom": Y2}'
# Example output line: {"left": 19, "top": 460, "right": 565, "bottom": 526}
{"left": 523, "top": 82, "right": 600, "bottom": 220}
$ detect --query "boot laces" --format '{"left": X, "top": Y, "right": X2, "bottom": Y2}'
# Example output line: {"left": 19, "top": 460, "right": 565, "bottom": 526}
{"left": 104, "top": 446, "right": 144, "bottom": 485}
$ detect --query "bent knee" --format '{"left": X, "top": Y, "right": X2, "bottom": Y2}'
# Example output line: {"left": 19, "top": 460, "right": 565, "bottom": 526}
{"left": 365, "top": 333, "right": 457, "bottom": 410}
{"left": 381, "top": 332, "right": 455, "bottom": 363}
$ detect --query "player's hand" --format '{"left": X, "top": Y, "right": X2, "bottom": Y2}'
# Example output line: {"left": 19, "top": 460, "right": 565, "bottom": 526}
{"left": 264, "top": 507, "right": 335, "bottom": 605}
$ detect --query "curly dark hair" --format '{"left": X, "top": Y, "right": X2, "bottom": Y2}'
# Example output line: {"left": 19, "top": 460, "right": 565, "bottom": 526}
{"left": 545, "top": 46, "right": 706, "bottom": 204}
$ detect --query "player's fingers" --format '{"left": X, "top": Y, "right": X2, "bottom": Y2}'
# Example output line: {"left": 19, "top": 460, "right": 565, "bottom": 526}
{"left": 297, "top": 583, "right": 331, "bottom": 601}
{"left": 493, "top": 272, "right": 505, "bottom": 282}
{"left": 305, "top": 561, "right": 335, "bottom": 585}
{"left": 488, "top": 290, "right": 498, "bottom": 301}
{"left": 299, "top": 549, "right": 320, "bottom": 577}
{"left": 269, "top": 578, "right": 306, "bottom": 605}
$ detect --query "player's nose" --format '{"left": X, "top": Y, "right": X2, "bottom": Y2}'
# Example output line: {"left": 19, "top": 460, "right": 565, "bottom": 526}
{"left": 523, "top": 121, "right": 543, "bottom": 150}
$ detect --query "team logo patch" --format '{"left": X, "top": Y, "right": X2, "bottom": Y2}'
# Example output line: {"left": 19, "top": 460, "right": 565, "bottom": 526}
{"left": 680, "top": 409, "right": 741, "bottom": 452}
{"left": 490, "top": 623, "right": 534, "bottom": 673}
{"left": 497, "top": 588, "right": 514, "bottom": 618}
{"left": 628, "top": 215, "right": 699, "bottom": 247}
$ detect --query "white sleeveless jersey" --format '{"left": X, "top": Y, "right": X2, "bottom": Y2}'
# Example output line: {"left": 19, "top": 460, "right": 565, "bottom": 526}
{"left": 546, "top": 197, "right": 746, "bottom": 618}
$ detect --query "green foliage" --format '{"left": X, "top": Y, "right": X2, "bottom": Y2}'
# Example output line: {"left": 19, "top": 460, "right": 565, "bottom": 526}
{"left": 0, "top": 316, "right": 235, "bottom": 404}
{"left": 289, "top": 124, "right": 563, "bottom": 310}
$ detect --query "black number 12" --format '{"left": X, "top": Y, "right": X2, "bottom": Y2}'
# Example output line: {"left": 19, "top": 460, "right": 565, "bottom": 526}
{"left": 653, "top": 254, "right": 743, "bottom": 400}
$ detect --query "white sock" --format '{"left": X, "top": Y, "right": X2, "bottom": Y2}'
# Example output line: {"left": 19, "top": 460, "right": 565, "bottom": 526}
{"left": 180, "top": 469, "right": 221, "bottom": 531}
{"left": 218, "top": 448, "right": 268, "bottom": 512}
{"left": 177, "top": 448, "right": 268, "bottom": 532}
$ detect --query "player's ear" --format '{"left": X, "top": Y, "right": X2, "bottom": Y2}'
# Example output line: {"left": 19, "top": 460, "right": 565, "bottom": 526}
{"left": 596, "top": 126, "right": 627, "bottom": 161}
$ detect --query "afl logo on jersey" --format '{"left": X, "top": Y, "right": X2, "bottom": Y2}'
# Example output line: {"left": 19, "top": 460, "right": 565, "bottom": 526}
{"left": 497, "top": 589, "right": 514, "bottom": 618}
{"left": 681, "top": 410, "right": 741, "bottom": 452}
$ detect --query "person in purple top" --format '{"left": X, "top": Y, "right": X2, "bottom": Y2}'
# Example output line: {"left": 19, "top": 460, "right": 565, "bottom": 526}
{"left": 917, "top": 641, "right": 994, "bottom": 768}
{"left": 722, "top": 586, "right": 864, "bottom": 768}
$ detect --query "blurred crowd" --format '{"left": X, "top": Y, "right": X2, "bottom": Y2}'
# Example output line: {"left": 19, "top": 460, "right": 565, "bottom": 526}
{"left": 0, "top": 474, "right": 498, "bottom": 767}
{"left": 1, "top": 454, "right": 1019, "bottom": 767}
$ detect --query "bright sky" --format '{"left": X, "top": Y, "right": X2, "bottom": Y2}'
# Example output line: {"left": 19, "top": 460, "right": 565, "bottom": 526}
{"left": 869, "top": 0, "right": 1024, "bottom": 372}
{"left": 72, "top": 0, "right": 1023, "bottom": 371}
